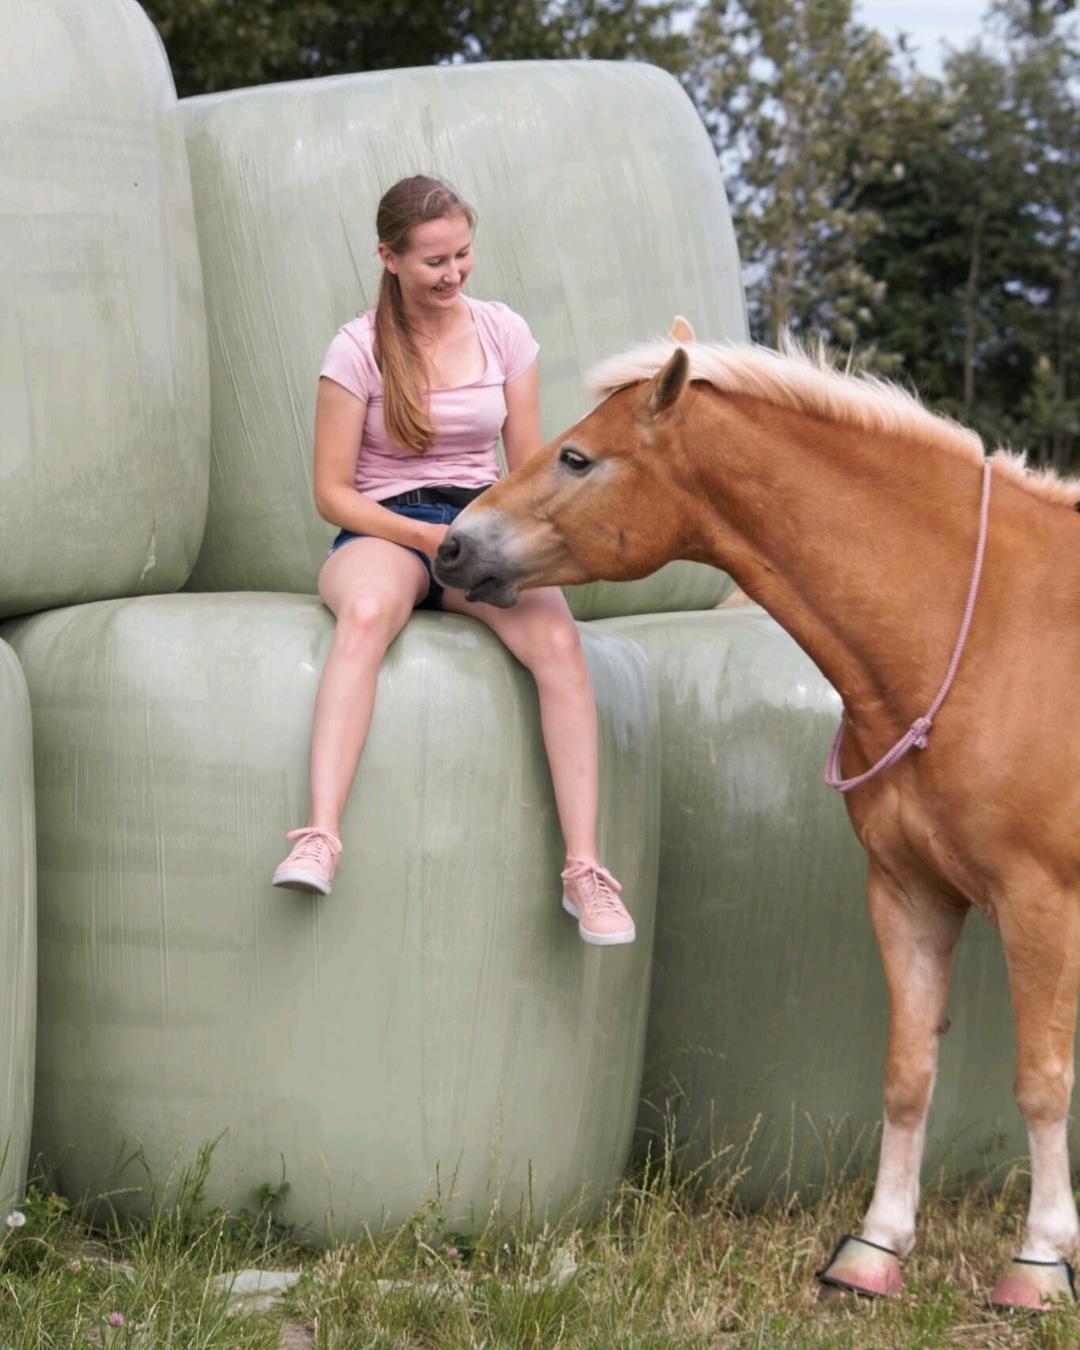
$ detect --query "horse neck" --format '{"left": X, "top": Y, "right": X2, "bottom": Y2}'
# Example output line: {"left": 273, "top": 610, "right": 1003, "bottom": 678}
{"left": 681, "top": 390, "right": 994, "bottom": 738}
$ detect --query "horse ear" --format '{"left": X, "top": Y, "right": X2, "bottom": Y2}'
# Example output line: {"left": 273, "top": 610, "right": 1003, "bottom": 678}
{"left": 647, "top": 347, "right": 690, "bottom": 417}
{"left": 667, "top": 315, "right": 695, "bottom": 343}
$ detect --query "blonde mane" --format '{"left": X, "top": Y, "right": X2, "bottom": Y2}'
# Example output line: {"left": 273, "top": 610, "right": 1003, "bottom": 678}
{"left": 587, "top": 338, "right": 1080, "bottom": 511}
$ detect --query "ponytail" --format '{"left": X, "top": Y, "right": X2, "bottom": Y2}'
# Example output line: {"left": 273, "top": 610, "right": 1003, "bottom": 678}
{"left": 372, "top": 175, "right": 476, "bottom": 456}
{"left": 374, "top": 269, "right": 434, "bottom": 455}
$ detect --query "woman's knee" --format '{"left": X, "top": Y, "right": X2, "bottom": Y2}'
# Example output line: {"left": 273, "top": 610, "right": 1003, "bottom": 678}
{"left": 334, "top": 590, "right": 406, "bottom": 653}
{"left": 521, "top": 614, "right": 587, "bottom": 678}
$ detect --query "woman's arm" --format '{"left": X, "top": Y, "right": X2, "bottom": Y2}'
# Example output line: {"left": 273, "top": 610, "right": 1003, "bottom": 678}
{"left": 501, "top": 360, "right": 542, "bottom": 473}
{"left": 313, "top": 378, "right": 443, "bottom": 556}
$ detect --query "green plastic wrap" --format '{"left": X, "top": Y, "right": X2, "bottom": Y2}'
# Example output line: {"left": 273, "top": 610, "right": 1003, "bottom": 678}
{"left": 0, "top": 0, "right": 209, "bottom": 620}
{"left": 2, "top": 594, "right": 658, "bottom": 1233}
{"left": 179, "top": 61, "right": 740, "bottom": 616}
{"left": 595, "top": 610, "right": 1023, "bottom": 1200}
{"left": 0, "top": 641, "right": 35, "bottom": 1211}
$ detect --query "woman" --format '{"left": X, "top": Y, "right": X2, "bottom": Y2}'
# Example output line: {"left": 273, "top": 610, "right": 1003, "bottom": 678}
{"left": 271, "top": 175, "right": 634, "bottom": 946}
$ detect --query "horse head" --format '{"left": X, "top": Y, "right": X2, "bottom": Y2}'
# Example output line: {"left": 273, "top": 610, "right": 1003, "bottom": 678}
{"left": 434, "top": 321, "right": 703, "bottom": 606}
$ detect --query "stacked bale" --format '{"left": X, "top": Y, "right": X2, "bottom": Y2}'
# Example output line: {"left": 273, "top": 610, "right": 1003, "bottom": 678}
{"left": 0, "top": 0, "right": 211, "bottom": 1210}
{"left": 178, "top": 60, "right": 742, "bottom": 616}
{"left": 0, "top": 0, "right": 209, "bottom": 618}
{"left": 0, "top": 643, "right": 35, "bottom": 1212}
{"left": 595, "top": 610, "right": 1022, "bottom": 1200}
{"left": 4, "top": 596, "right": 657, "bottom": 1232}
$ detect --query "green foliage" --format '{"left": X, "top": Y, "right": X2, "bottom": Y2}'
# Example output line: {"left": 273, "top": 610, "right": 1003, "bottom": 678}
{"left": 692, "top": 0, "right": 905, "bottom": 349}
{"left": 690, "top": 0, "right": 1080, "bottom": 470}
{"left": 141, "top": 0, "right": 694, "bottom": 98}
{"left": 850, "top": 8, "right": 1080, "bottom": 469}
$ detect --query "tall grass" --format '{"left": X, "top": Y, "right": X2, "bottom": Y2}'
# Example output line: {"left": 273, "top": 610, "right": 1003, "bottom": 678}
{"left": 3, "top": 1126, "right": 1078, "bottom": 1348}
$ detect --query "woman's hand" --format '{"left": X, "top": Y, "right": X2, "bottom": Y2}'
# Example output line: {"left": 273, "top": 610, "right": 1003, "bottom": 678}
{"left": 415, "top": 521, "right": 449, "bottom": 560}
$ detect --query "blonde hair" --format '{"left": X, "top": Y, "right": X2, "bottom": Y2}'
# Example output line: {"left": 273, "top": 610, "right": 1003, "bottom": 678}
{"left": 374, "top": 176, "right": 477, "bottom": 454}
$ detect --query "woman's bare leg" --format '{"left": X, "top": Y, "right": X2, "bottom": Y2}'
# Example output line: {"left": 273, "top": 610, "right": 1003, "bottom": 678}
{"left": 443, "top": 586, "right": 598, "bottom": 861}
{"left": 307, "top": 539, "right": 428, "bottom": 835}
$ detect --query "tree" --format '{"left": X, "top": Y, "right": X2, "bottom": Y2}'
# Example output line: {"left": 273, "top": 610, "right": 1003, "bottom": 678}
{"left": 690, "top": 0, "right": 909, "bottom": 349}
{"left": 999, "top": 0, "right": 1080, "bottom": 471}
{"left": 142, "top": 0, "right": 694, "bottom": 98}
{"left": 853, "top": 3, "right": 1079, "bottom": 467}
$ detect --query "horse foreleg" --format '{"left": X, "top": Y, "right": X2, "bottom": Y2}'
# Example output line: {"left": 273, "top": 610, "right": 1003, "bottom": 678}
{"left": 988, "top": 898, "right": 1080, "bottom": 1310}
{"left": 818, "top": 864, "right": 967, "bottom": 1300}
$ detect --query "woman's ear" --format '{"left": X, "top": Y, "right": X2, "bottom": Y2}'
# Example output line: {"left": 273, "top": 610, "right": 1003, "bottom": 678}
{"left": 377, "top": 242, "right": 397, "bottom": 274}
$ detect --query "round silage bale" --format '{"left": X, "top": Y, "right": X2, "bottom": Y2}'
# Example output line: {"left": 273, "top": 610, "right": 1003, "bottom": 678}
{"left": 2, "top": 594, "right": 658, "bottom": 1234}
{"left": 0, "top": 0, "right": 209, "bottom": 619}
{"left": 594, "top": 609, "right": 1022, "bottom": 1201}
{"left": 179, "top": 61, "right": 739, "bottom": 616}
{"left": 0, "top": 641, "right": 35, "bottom": 1212}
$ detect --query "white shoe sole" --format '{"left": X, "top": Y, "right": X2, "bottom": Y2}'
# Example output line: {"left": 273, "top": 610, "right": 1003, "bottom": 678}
{"left": 272, "top": 868, "right": 331, "bottom": 895}
{"left": 562, "top": 895, "right": 635, "bottom": 946}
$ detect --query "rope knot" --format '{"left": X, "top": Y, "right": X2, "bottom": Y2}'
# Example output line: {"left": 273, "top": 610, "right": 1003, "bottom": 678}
{"left": 911, "top": 716, "right": 933, "bottom": 749}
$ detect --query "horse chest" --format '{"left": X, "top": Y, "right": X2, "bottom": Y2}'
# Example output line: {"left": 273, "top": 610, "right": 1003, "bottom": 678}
{"left": 849, "top": 789, "right": 994, "bottom": 914}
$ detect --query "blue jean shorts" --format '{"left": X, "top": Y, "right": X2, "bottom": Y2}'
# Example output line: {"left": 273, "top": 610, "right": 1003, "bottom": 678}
{"left": 328, "top": 489, "right": 489, "bottom": 611}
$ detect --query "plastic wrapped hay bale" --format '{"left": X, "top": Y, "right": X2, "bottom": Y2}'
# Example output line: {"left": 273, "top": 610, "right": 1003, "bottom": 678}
{"left": 0, "top": 640, "right": 36, "bottom": 1211}
{"left": 179, "top": 60, "right": 740, "bottom": 616}
{"left": 595, "top": 609, "right": 1022, "bottom": 1200}
{"left": 0, "top": 0, "right": 209, "bottom": 618}
{"left": 3, "top": 594, "right": 658, "bottom": 1233}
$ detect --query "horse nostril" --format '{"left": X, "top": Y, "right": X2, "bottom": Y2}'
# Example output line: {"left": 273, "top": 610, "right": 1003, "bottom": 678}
{"left": 439, "top": 534, "right": 462, "bottom": 566}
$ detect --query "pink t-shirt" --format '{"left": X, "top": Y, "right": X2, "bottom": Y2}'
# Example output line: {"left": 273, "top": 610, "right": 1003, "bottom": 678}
{"left": 319, "top": 295, "right": 539, "bottom": 501}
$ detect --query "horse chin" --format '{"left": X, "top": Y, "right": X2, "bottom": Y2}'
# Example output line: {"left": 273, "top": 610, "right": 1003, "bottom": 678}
{"left": 464, "top": 576, "right": 520, "bottom": 608}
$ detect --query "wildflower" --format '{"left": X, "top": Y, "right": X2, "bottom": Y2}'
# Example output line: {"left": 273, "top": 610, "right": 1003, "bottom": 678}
{"left": 107, "top": 1312, "right": 125, "bottom": 1327}
{"left": 68, "top": 1258, "right": 82, "bottom": 1273}
{"left": 4, "top": 1211, "right": 26, "bottom": 1229}
{"left": 447, "top": 1246, "right": 459, "bottom": 1259}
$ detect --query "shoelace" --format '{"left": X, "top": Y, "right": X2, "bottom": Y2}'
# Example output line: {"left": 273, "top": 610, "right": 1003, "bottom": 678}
{"left": 562, "top": 861, "right": 625, "bottom": 914}
{"left": 286, "top": 828, "right": 338, "bottom": 865}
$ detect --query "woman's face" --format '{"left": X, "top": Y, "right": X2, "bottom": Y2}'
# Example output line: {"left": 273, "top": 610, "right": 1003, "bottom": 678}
{"left": 380, "top": 211, "right": 474, "bottom": 314}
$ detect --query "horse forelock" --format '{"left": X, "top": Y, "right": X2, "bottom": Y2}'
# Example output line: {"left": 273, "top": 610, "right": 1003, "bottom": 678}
{"left": 586, "top": 338, "right": 1080, "bottom": 511}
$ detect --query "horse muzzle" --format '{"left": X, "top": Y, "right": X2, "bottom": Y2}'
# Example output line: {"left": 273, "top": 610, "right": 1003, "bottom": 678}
{"left": 434, "top": 515, "right": 523, "bottom": 608}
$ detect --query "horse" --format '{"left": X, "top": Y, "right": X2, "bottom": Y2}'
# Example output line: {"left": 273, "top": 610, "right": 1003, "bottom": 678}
{"left": 434, "top": 318, "right": 1080, "bottom": 1309}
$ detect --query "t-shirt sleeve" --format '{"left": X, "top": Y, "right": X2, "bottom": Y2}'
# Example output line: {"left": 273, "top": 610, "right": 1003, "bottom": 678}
{"left": 498, "top": 306, "right": 540, "bottom": 384}
{"left": 320, "top": 324, "right": 378, "bottom": 403}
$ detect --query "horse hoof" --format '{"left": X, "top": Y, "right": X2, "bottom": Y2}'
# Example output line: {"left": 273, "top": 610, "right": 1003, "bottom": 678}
{"left": 816, "top": 1234, "right": 904, "bottom": 1300}
{"left": 988, "top": 1258, "right": 1076, "bottom": 1311}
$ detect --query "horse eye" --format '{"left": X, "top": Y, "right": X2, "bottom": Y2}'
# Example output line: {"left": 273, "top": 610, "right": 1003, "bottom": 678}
{"left": 559, "top": 446, "right": 592, "bottom": 473}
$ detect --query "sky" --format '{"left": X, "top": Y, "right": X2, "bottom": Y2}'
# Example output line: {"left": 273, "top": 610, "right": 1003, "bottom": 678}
{"left": 856, "top": 0, "right": 994, "bottom": 74}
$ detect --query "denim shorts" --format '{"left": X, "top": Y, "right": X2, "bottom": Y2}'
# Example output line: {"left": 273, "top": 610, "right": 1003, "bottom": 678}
{"left": 328, "top": 489, "right": 489, "bottom": 611}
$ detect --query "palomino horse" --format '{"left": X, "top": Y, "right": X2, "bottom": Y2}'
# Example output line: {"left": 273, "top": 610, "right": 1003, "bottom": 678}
{"left": 435, "top": 319, "right": 1080, "bottom": 1309}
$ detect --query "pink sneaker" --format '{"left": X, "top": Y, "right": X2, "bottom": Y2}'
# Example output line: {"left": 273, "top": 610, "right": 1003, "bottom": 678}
{"left": 272, "top": 827, "right": 342, "bottom": 895}
{"left": 561, "top": 859, "right": 635, "bottom": 946}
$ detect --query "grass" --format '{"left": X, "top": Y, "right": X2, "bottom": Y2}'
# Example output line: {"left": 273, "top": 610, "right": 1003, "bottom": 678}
{"left": 2, "top": 1131, "right": 1078, "bottom": 1348}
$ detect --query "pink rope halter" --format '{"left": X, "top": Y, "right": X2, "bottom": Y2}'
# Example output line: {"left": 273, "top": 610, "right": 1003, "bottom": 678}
{"left": 825, "top": 460, "right": 993, "bottom": 793}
